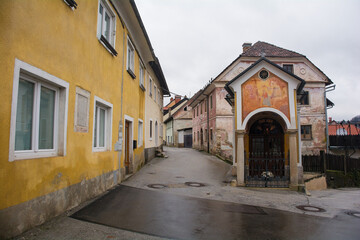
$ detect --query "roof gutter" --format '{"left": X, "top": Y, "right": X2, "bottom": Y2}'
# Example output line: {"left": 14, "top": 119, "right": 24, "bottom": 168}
{"left": 129, "top": 0, "right": 170, "bottom": 96}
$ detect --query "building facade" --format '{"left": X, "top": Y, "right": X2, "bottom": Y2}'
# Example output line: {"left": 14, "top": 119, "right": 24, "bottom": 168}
{"left": 0, "top": 0, "right": 168, "bottom": 238}
{"left": 190, "top": 41, "right": 334, "bottom": 188}
{"left": 163, "top": 97, "right": 192, "bottom": 147}
{"left": 189, "top": 85, "right": 233, "bottom": 159}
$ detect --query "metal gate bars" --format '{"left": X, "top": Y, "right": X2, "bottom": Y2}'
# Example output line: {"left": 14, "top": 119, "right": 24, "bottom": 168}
{"left": 246, "top": 152, "right": 289, "bottom": 188}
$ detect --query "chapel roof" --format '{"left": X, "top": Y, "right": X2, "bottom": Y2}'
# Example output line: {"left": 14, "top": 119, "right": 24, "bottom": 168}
{"left": 242, "top": 41, "right": 305, "bottom": 58}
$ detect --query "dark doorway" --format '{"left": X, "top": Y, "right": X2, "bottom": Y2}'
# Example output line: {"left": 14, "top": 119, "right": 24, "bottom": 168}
{"left": 248, "top": 118, "right": 287, "bottom": 187}
{"left": 184, "top": 134, "right": 193, "bottom": 148}
{"left": 200, "top": 128, "right": 204, "bottom": 150}
{"left": 125, "top": 121, "right": 130, "bottom": 174}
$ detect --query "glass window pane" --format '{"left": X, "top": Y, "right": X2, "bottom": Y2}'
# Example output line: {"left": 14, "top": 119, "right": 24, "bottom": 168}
{"left": 15, "top": 79, "right": 34, "bottom": 150}
{"left": 98, "top": 4, "right": 104, "bottom": 36}
{"left": 99, "top": 108, "right": 106, "bottom": 147}
{"left": 94, "top": 107, "right": 98, "bottom": 147}
{"left": 127, "top": 47, "right": 131, "bottom": 68}
{"left": 39, "top": 86, "right": 55, "bottom": 149}
{"left": 104, "top": 12, "right": 110, "bottom": 41}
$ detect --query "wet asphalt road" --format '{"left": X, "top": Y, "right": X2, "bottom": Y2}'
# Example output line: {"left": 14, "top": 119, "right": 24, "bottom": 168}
{"left": 70, "top": 147, "right": 360, "bottom": 240}
{"left": 72, "top": 184, "right": 360, "bottom": 240}
{"left": 16, "top": 147, "right": 360, "bottom": 240}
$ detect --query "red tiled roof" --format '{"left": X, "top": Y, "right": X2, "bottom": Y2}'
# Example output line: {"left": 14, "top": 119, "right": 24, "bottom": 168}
{"left": 328, "top": 123, "right": 360, "bottom": 135}
{"left": 242, "top": 41, "right": 305, "bottom": 58}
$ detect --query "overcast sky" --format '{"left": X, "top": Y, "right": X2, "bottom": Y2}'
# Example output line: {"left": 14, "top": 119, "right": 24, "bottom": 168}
{"left": 136, "top": 0, "right": 360, "bottom": 121}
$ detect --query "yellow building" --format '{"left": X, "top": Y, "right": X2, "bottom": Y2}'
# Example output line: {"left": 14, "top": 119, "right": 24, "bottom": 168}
{"left": 0, "top": 0, "right": 168, "bottom": 238}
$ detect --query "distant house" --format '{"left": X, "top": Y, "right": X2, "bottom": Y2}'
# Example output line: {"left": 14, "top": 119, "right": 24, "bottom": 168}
{"left": 163, "top": 97, "right": 192, "bottom": 147}
{"left": 191, "top": 41, "right": 334, "bottom": 188}
{"left": 328, "top": 118, "right": 360, "bottom": 158}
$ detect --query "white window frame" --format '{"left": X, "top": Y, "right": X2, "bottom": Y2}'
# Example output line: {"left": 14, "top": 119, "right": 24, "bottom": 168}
{"left": 92, "top": 96, "right": 113, "bottom": 152}
{"left": 97, "top": 0, "right": 116, "bottom": 49}
{"left": 138, "top": 119, "right": 143, "bottom": 147}
{"left": 154, "top": 85, "right": 157, "bottom": 101}
{"left": 139, "top": 60, "right": 145, "bottom": 89}
{"left": 158, "top": 89, "right": 161, "bottom": 105}
{"left": 127, "top": 37, "right": 135, "bottom": 75}
{"left": 149, "top": 76, "right": 153, "bottom": 96}
{"left": 9, "top": 59, "right": 69, "bottom": 162}
{"left": 74, "top": 87, "right": 90, "bottom": 132}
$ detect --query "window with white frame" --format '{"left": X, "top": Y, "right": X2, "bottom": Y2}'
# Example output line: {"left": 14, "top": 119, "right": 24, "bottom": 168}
{"left": 127, "top": 37, "right": 135, "bottom": 77}
{"left": 139, "top": 60, "right": 145, "bottom": 89}
{"left": 158, "top": 89, "right": 161, "bottom": 105}
{"left": 149, "top": 119, "right": 153, "bottom": 140}
{"left": 93, "top": 96, "right": 113, "bottom": 151}
{"left": 138, "top": 119, "right": 143, "bottom": 147}
{"left": 9, "top": 59, "right": 69, "bottom": 161}
{"left": 97, "top": 0, "right": 116, "bottom": 54}
{"left": 149, "top": 77, "right": 153, "bottom": 96}
{"left": 154, "top": 85, "right": 157, "bottom": 101}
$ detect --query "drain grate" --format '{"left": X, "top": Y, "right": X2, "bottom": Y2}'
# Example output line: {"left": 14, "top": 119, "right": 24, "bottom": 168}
{"left": 347, "top": 211, "right": 360, "bottom": 218}
{"left": 147, "top": 184, "right": 167, "bottom": 189}
{"left": 296, "top": 205, "right": 326, "bottom": 212}
{"left": 185, "top": 182, "right": 206, "bottom": 187}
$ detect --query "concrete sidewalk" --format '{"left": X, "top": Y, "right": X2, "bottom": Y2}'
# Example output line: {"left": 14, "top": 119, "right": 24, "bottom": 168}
{"left": 14, "top": 146, "right": 360, "bottom": 240}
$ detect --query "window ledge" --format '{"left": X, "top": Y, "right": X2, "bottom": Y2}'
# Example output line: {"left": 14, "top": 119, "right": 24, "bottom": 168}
{"left": 64, "top": 0, "right": 77, "bottom": 9}
{"left": 99, "top": 35, "right": 118, "bottom": 56}
{"left": 11, "top": 151, "right": 58, "bottom": 161}
{"left": 92, "top": 147, "right": 109, "bottom": 152}
{"left": 127, "top": 69, "right": 136, "bottom": 79}
{"left": 140, "top": 84, "right": 146, "bottom": 91}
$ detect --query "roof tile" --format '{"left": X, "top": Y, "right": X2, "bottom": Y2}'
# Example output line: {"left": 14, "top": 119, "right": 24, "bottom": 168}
{"left": 242, "top": 41, "right": 304, "bottom": 58}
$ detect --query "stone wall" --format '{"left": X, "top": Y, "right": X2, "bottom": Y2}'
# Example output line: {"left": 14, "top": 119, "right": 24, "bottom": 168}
{"left": 0, "top": 170, "right": 119, "bottom": 239}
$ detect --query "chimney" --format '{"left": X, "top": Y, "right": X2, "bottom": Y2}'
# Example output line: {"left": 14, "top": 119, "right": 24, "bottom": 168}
{"left": 242, "top": 42, "right": 252, "bottom": 53}
{"left": 170, "top": 97, "right": 174, "bottom": 102}
{"left": 329, "top": 117, "right": 332, "bottom": 123}
{"left": 175, "top": 95, "right": 181, "bottom": 103}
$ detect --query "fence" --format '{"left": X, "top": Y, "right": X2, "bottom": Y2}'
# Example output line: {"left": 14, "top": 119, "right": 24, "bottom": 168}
{"left": 329, "top": 135, "right": 360, "bottom": 147}
{"left": 302, "top": 151, "right": 360, "bottom": 174}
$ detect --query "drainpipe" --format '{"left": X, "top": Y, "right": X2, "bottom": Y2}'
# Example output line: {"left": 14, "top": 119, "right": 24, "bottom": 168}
{"left": 297, "top": 104, "right": 302, "bottom": 167}
{"left": 206, "top": 94, "right": 210, "bottom": 153}
{"left": 114, "top": 30, "right": 126, "bottom": 182}
{"left": 325, "top": 85, "right": 336, "bottom": 153}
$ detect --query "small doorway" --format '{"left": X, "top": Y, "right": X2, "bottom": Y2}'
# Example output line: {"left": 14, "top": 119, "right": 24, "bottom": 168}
{"left": 248, "top": 118, "right": 287, "bottom": 187}
{"left": 200, "top": 128, "right": 204, "bottom": 150}
{"left": 125, "top": 120, "right": 130, "bottom": 174}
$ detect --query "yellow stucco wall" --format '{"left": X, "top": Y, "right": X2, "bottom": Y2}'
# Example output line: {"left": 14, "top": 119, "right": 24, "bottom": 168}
{"left": 0, "top": 0, "right": 145, "bottom": 210}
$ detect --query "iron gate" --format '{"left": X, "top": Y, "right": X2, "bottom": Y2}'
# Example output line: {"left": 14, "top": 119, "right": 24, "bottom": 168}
{"left": 246, "top": 152, "right": 289, "bottom": 187}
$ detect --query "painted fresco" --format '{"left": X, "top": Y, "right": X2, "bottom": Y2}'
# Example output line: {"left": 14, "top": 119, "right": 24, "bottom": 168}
{"left": 242, "top": 72, "right": 290, "bottom": 121}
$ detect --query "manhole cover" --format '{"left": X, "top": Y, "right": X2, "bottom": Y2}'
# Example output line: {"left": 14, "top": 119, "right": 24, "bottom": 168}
{"left": 147, "top": 184, "right": 167, "bottom": 189}
{"left": 175, "top": 176, "right": 185, "bottom": 178}
{"left": 185, "top": 182, "right": 206, "bottom": 187}
{"left": 296, "top": 205, "right": 326, "bottom": 212}
{"left": 347, "top": 211, "right": 360, "bottom": 218}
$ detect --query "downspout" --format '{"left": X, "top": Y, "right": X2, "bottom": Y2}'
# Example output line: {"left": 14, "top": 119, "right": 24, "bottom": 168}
{"left": 297, "top": 103, "right": 302, "bottom": 167}
{"left": 206, "top": 94, "right": 210, "bottom": 153}
{"left": 115, "top": 29, "right": 126, "bottom": 182}
{"left": 325, "top": 84, "right": 336, "bottom": 153}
